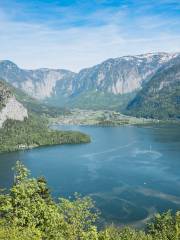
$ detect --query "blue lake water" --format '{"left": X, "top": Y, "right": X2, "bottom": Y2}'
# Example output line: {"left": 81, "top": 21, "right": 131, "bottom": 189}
{"left": 0, "top": 125, "right": 180, "bottom": 227}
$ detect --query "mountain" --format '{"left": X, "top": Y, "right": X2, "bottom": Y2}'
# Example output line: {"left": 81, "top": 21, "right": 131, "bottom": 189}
{"left": 126, "top": 56, "right": 180, "bottom": 119}
{"left": 0, "top": 60, "right": 75, "bottom": 100}
{"left": 0, "top": 80, "right": 28, "bottom": 128}
{"left": 65, "top": 52, "right": 179, "bottom": 110}
{"left": 0, "top": 52, "right": 179, "bottom": 110}
{"left": 0, "top": 80, "right": 90, "bottom": 153}
{"left": 2, "top": 80, "right": 70, "bottom": 117}
{"left": 71, "top": 53, "right": 177, "bottom": 95}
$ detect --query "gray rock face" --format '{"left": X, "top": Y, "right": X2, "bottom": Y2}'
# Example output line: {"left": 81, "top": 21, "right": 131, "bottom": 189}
{"left": 0, "top": 81, "right": 28, "bottom": 127}
{"left": 0, "top": 53, "right": 179, "bottom": 105}
{"left": 0, "top": 96, "right": 28, "bottom": 128}
{"left": 0, "top": 60, "right": 75, "bottom": 100}
{"left": 71, "top": 53, "right": 179, "bottom": 95}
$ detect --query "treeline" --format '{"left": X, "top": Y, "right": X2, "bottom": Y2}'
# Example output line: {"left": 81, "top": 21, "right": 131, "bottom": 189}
{"left": 0, "top": 162, "right": 179, "bottom": 240}
{"left": 0, "top": 114, "right": 90, "bottom": 153}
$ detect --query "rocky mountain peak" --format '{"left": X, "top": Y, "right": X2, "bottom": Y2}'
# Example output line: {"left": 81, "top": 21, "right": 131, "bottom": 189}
{"left": 0, "top": 52, "right": 179, "bottom": 109}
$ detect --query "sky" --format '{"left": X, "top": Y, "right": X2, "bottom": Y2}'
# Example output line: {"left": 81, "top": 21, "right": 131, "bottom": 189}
{"left": 0, "top": 0, "right": 180, "bottom": 71}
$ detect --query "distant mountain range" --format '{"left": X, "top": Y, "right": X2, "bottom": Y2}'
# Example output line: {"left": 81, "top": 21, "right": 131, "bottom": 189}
{"left": 0, "top": 60, "right": 75, "bottom": 100}
{"left": 0, "top": 52, "right": 180, "bottom": 119}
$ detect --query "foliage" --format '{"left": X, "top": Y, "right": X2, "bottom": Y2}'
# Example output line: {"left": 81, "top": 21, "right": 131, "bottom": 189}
{"left": 147, "top": 210, "right": 180, "bottom": 240}
{"left": 0, "top": 162, "right": 179, "bottom": 240}
{"left": 67, "top": 90, "right": 136, "bottom": 111}
{"left": 0, "top": 224, "right": 41, "bottom": 240}
{"left": 0, "top": 114, "right": 90, "bottom": 153}
{"left": 58, "top": 193, "right": 99, "bottom": 239}
{"left": 98, "top": 226, "right": 152, "bottom": 240}
{"left": 0, "top": 161, "right": 98, "bottom": 240}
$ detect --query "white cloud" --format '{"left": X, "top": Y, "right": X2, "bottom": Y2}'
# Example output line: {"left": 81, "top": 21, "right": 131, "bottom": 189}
{"left": 0, "top": 6, "right": 180, "bottom": 71}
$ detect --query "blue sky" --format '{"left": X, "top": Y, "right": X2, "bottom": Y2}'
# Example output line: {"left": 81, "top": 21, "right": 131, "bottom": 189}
{"left": 0, "top": 0, "right": 180, "bottom": 71}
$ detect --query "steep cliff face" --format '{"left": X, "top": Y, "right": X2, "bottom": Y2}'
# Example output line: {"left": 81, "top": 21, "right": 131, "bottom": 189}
{"left": 71, "top": 53, "right": 178, "bottom": 96}
{"left": 0, "top": 52, "right": 179, "bottom": 110}
{"left": 0, "top": 61, "right": 75, "bottom": 100}
{"left": 126, "top": 56, "right": 180, "bottom": 119}
{"left": 0, "top": 53, "right": 178, "bottom": 98}
{"left": 0, "top": 81, "right": 28, "bottom": 127}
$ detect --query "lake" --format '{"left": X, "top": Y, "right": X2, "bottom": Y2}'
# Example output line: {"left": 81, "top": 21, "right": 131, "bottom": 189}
{"left": 0, "top": 125, "right": 180, "bottom": 227}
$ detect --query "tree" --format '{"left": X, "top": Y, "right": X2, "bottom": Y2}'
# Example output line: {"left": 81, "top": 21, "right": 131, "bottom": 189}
{"left": 0, "top": 161, "right": 99, "bottom": 240}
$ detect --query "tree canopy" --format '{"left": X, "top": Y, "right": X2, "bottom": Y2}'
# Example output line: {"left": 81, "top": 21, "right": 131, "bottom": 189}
{"left": 0, "top": 161, "right": 179, "bottom": 240}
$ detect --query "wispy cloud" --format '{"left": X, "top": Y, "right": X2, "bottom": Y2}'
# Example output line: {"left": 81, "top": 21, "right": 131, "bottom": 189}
{"left": 0, "top": 0, "right": 180, "bottom": 71}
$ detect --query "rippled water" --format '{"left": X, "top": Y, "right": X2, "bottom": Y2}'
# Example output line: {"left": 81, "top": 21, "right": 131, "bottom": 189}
{"left": 0, "top": 125, "right": 180, "bottom": 227}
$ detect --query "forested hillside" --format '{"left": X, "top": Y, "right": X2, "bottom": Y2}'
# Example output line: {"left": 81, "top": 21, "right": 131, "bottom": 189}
{"left": 0, "top": 80, "right": 90, "bottom": 153}
{"left": 126, "top": 56, "right": 180, "bottom": 119}
{"left": 0, "top": 115, "right": 90, "bottom": 153}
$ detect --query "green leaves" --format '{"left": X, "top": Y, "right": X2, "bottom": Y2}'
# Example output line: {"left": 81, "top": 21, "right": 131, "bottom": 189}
{"left": 0, "top": 162, "right": 98, "bottom": 239}
{"left": 13, "top": 160, "right": 30, "bottom": 184}
{"left": 147, "top": 210, "right": 180, "bottom": 240}
{"left": 58, "top": 193, "right": 99, "bottom": 239}
{"left": 0, "top": 162, "right": 179, "bottom": 240}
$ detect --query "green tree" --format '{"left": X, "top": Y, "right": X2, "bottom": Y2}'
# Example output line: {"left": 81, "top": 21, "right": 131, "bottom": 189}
{"left": 0, "top": 161, "right": 98, "bottom": 240}
{"left": 0, "top": 161, "right": 180, "bottom": 240}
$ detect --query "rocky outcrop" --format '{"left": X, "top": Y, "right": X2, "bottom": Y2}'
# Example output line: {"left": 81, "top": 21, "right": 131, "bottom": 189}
{"left": 0, "top": 81, "right": 28, "bottom": 127}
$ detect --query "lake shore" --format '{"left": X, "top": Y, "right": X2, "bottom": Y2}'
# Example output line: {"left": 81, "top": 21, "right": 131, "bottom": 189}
{"left": 49, "top": 109, "right": 179, "bottom": 127}
{"left": 0, "top": 115, "right": 91, "bottom": 154}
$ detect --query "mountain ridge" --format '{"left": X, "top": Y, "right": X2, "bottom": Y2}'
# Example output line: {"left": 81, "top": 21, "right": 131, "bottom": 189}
{"left": 0, "top": 52, "right": 179, "bottom": 99}
{"left": 126, "top": 55, "right": 180, "bottom": 119}
{"left": 0, "top": 52, "right": 180, "bottom": 111}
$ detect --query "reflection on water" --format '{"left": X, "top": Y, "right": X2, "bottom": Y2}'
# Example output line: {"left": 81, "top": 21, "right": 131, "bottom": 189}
{"left": 0, "top": 125, "right": 180, "bottom": 227}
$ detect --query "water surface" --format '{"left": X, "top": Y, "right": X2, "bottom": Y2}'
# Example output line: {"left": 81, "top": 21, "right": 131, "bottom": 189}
{"left": 0, "top": 125, "right": 180, "bottom": 227}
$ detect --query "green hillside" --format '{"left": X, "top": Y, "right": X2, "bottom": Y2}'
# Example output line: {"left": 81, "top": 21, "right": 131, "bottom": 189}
{"left": 48, "top": 90, "right": 136, "bottom": 111}
{"left": 0, "top": 80, "right": 90, "bottom": 153}
{"left": 126, "top": 57, "right": 180, "bottom": 120}
{"left": 0, "top": 114, "right": 90, "bottom": 153}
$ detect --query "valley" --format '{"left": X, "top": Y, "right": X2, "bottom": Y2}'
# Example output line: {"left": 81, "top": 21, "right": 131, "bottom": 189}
{"left": 1, "top": 0, "right": 180, "bottom": 238}
{"left": 50, "top": 109, "right": 160, "bottom": 126}
{"left": 1, "top": 52, "right": 180, "bottom": 154}
{"left": 0, "top": 52, "right": 180, "bottom": 237}
{"left": 1, "top": 52, "right": 180, "bottom": 119}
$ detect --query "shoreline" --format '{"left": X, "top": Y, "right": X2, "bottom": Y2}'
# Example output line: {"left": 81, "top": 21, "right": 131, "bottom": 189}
{"left": 49, "top": 109, "right": 180, "bottom": 127}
